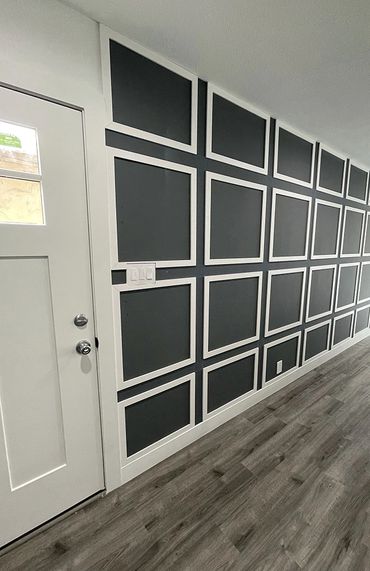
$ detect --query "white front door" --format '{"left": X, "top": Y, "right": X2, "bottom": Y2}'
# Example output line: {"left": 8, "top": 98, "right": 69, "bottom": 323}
{"left": 0, "top": 87, "right": 104, "bottom": 547}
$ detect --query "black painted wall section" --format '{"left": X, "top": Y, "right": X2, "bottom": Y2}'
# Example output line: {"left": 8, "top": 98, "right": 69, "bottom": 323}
{"left": 106, "top": 41, "right": 370, "bottom": 456}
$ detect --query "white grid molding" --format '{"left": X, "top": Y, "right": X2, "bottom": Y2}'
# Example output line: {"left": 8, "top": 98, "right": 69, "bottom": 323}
{"left": 357, "top": 261, "right": 370, "bottom": 303}
{"left": 305, "top": 264, "right": 337, "bottom": 323}
{"left": 316, "top": 143, "right": 347, "bottom": 197}
{"left": 100, "top": 25, "right": 198, "bottom": 154}
{"left": 332, "top": 310, "right": 355, "bottom": 348}
{"left": 202, "top": 348, "right": 259, "bottom": 420}
{"left": 345, "top": 160, "right": 369, "bottom": 205}
{"left": 273, "top": 120, "right": 316, "bottom": 188}
{"left": 107, "top": 148, "right": 197, "bottom": 270}
{"left": 311, "top": 198, "right": 342, "bottom": 260}
{"left": 265, "top": 267, "right": 307, "bottom": 337}
{"left": 203, "top": 272, "right": 263, "bottom": 359}
{"left": 113, "top": 277, "right": 196, "bottom": 389}
{"left": 269, "top": 188, "right": 312, "bottom": 262}
{"left": 262, "top": 331, "right": 302, "bottom": 387}
{"left": 340, "top": 206, "right": 365, "bottom": 258}
{"left": 206, "top": 83, "right": 270, "bottom": 174}
{"left": 335, "top": 262, "right": 360, "bottom": 311}
{"left": 118, "top": 373, "right": 196, "bottom": 465}
{"left": 204, "top": 171, "right": 267, "bottom": 265}
{"left": 302, "top": 319, "right": 332, "bottom": 364}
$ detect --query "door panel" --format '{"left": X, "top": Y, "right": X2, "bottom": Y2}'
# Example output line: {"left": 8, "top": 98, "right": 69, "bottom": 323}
{"left": 0, "top": 87, "right": 103, "bottom": 546}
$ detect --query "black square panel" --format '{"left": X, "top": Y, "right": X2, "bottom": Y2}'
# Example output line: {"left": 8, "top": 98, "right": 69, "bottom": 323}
{"left": 207, "top": 354, "right": 256, "bottom": 413}
{"left": 342, "top": 209, "right": 364, "bottom": 255}
{"left": 305, "top": 323, "right": 330, "bottom": 361}
{"left": 347, "top": 165, "right": 368, "bottom": 203}
{"left": 363, "top": 215, "right": 370, "bottom": 254}
{"left": 271, "top": 192, "right": 310, "bottom": 259}
{"left": 267, "top": 271, "right": 304, "bottom": 333}
{"left": 265, "top": 335, "right": 299, "bottom": 383}
{"left": 120, "top": 284, "right": 191, "bottom": 380}
{"left": 115, "top": 157, "right": 191, "bottom": 263}
{"left": 110, "top": 39, "right": 192, "bottom": 145}
{"left": 125, "top": 381, "right": 191, "bottom": 456}
{"left": 336, "top": 265, "right": 358, "bottom": 309}
{"left": 276, "top": 127, "right": 314, "bottom": 184}
{"left": 208, "top": 276, "right": 259, "bottom": 352}
{"left": 211, "top": 93, "right": 267, "bottom": 169}
{"left": 355, "top": 306, "right": 370, "bottom": 334}
{"left": 318, "top": 149, "right": 345, "bottom": 195}
{"left": 312, "top": 202, "right": 341, "bottom": 257}
{"left": 333, "top": 314, "right": 352, "bottom": 346}
{"left": 358, "top": 264, "right": 370, "bottom": 302}
{"left": 209, "top": 177, "right": 264, "bottom": 261}
{"left": 307, "top": 267, "right": 335, "bottom": 319}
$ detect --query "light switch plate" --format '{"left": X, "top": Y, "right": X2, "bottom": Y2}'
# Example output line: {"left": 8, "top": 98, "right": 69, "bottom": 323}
{"left": 126, "top": 263, "right": 156, "bottom": 286}
{"left": 276, "top": 360, "right": 283, "bottom": 375}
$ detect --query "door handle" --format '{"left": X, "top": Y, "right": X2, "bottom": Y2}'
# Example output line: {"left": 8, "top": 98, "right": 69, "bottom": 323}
{"left": 76, "top": 340, "right": 92, "bottom": 355}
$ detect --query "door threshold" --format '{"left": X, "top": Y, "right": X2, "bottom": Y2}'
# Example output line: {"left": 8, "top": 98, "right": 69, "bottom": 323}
{"left": 0, "top": 490, "right": 105, "bottom": 555}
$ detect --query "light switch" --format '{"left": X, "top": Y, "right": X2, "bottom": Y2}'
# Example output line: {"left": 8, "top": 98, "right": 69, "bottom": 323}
{"left": 126, "top": 263, "right": 156, "bottom": 286}
{"left": 276, "top": 360, "right": 283, "bottom": 375}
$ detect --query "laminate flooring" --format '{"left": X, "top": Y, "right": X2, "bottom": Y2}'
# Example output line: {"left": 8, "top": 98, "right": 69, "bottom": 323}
{"left": 2, "top": 338, "right": 370, "bottom": 570}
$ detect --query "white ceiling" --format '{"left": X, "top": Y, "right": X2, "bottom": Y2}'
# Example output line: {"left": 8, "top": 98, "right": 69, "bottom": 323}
{"left": 62, "top": 0, "right": 370, "bottom": 166}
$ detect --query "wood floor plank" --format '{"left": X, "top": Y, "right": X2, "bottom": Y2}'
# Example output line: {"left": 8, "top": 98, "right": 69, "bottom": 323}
{"left": 2, "top": 337, "right": 370, "bottom": 570}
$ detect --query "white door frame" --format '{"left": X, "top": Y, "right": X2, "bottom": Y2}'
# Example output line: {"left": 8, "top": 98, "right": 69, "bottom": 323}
{"left": 0, "top": 54, "right": 121, "bottom": 493}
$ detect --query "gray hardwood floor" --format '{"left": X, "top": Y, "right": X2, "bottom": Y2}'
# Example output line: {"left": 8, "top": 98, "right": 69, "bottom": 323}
{"left": 2, "top": 338, "right": 370, "bottom": 570}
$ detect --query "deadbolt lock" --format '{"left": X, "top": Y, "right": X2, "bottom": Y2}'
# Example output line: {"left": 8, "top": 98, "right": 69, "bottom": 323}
{"left": 74, "top": 314, "right": 88, "bottom": 327}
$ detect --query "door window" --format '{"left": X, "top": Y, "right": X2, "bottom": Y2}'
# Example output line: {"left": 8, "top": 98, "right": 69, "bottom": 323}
{"left": 0, "top": 120, "right": 44, "bottom": 224}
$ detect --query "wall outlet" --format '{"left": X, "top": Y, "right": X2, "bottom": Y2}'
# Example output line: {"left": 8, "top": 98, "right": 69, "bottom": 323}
{"left": 126, "top": 263, "right": 156, "bottom": 286}
{"left": 276, "top": 360, "right": 283, "bottom": 375}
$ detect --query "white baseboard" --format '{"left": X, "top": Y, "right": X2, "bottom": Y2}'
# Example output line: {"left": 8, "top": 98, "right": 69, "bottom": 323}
{"left": 120, "top": 329, "right": 370, "bottom": 484}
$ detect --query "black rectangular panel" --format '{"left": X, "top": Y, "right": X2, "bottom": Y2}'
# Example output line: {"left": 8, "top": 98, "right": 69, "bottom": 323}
{"left": 125, "top": 381, "right": 190, "bottom": 456}
{"left": 363, "top": 217, "right": 370, "bottom": 254}
{"left": 210, "top": 179, "right": 263, "bottom": 260}
{"left": 308, "top": 267, "right": 335, "bottom": 318}
{"left": 115, "top": 158, "right": 190, "bottom": 263}
{"left": 110, "top": 40, "right": 192, "bottom": 144}
{"left": 313, "top": 203, "right": 341, "bottom": 257}
{"left": 333, "top": 314, "right": 352, "bottom": 345}
{"left": 337, "top": 266, "right": 358, "bottom": 308}
{"left": 319, "top": 150, "right": 345, "bottom": 194}
{"left": 305, "top": 324, "right": 330, "bottom": 361}
{"left": 265, "top": 336, "right": 299, "bottom": 382}
{"left": 208, "top": 277, "right": 258, "bottom": 351}
{"left": 358, "top": 264, "right": 370, "bottom": 301}
{"left": 207, "top": 354, "right": 255, "bottom": 413}
{"left": 342, "top": 210, "right": 364, "bottom": 255}
{"left": 212, "top": 94, "right": 266, "bottom": 168}
{"left": 272, "top": 194, "right": 309, "bottom": 258}
{"left": 347, "top": 165, "right": 368, "bottom": 202}
{"left": 355, "top": 306, "right": 370, "bottom": 333}
{"left": 268, "top": 272, "right": 303, "bottom": 332}
{"left": 121, "top": 285, "right": 190, "bottom": 380}
{"left": 277, "top": 128, "right": 313, "bottom": 183}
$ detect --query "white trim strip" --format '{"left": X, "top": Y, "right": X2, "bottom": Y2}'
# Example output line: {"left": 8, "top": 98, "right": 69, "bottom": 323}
{"left": 206, "top": 83, "right": 270, "bottom": 174}
{"left": 203, "top": 272, "right": 262, "bottom": 359}
{"left": 273, "top": 120, "right": 316, "bottom": 188}
{"left": 100, "top": 25, "right": 198, "bottom": 154}
{"left": 203, "top": 348, "right": 259, "bottom": 420}
{"left": 113, "top": 278, "right": 196, "bottom": 388}
{"left": 107, "top": 148, "right": 197, "bottom": 270}
{"left": 204, "top": 171, "right": 267, "bottom": 265}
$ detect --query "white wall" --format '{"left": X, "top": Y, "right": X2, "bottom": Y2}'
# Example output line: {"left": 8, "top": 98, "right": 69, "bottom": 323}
{"left": 1, "top": 0, "right": 101, "bottom": 97}
{"left": 0, "top": 0, "right": 122, "bottom": 492}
